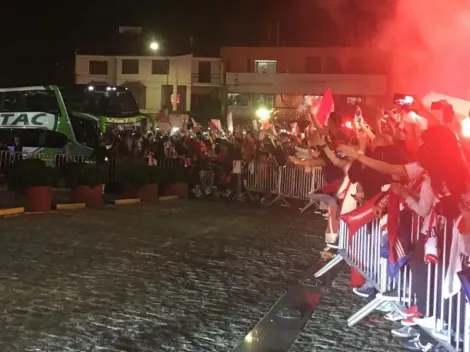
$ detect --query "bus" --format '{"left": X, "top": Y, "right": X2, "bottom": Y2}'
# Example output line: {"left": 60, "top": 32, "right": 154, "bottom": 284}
{"left": 59, "top": 84, "right": 150, "bottom": 133}
{"left": 0, "top": 85, "right": 100, "bottom": 156}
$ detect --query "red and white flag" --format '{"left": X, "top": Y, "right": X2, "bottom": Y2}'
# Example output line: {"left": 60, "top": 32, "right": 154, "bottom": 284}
{"left": 315, "top": 88, "right": 335, "bottom": 126}
{"left": 209, "top": 119, "right": 223, "bottom": 133}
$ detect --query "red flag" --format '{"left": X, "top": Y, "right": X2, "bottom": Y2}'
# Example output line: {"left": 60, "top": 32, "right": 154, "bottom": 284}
{"left": 316, "top": 89, "right": 334, "bottom": 126}
{"left": 209, "top": 119, "right": 223, "bottom": 132}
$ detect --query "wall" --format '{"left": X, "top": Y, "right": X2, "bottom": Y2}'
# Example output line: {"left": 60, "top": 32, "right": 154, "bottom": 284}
{"left": 75, "top": 54, "right": 194, "bottom": 113}
{"left": 225, "top": 73, "right": 387, "bottom": 95}
{"left": 220, "top": 46, "right": 388, "bottom": 75}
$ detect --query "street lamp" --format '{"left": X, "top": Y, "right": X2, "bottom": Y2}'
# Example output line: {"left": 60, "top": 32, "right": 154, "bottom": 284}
{"left": 149, "top": 40, "right": 171, "bottom": 110}
{"left": 256, "top": 107, "right": 270, "bottom": 120}
{"left": 149, "top": 41, "right": 159, "bottom": 51}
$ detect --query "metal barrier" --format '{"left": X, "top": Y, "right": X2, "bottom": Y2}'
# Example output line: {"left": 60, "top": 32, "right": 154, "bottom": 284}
{"left": 0, "top": 150, "right": 87, "bottom": 169}
{"left": 244, "top": 162, "right": 323, "bottom": 211}
{"left": 314, "top": 200, "right": 470, "bottom": 351}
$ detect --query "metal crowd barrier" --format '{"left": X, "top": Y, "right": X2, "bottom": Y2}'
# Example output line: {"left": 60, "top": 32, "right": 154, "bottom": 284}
{"left": 314, "top": 200, "right": 470, "bottom": 351}
{"left": 244, "top": 162, "right": 323, "bottom": 211}
{"left": 0, "top": 150, "right": 87, "bottom": 169}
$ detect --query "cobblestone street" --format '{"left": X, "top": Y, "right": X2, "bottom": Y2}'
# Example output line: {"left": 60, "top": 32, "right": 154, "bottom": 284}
{"left": 0, "top": 199, "right": 404, "bottom": 351}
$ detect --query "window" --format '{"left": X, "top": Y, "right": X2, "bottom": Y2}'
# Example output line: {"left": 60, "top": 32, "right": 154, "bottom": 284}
{"left": 345, "top": 58, "right": 365, "bottom": 74}
{"left": 255, "top": 60, "right": 277, "bottom": 73}
{"left": 0, "top": 89, "right": 60, "bottom": 114}
{"left": 0, "top": 129, "right": 67, "bottom": 148}
{"left": 151, "top": 60, "right": 169, "bottom": 75}
{"left": 325, "top": 57, "right": 343, "bottom": 74}
{"left": 227, "top": 93, "right": 249, "bottom": 106}
{"left": 198, "top": 62, "right": 212, "bottom": 83}
{"left": 121, "top": 59, "right": 139, "bottom": 74}
{"left": 89, "top": 61, "right": 108, "bottom": 75}
{"left": 347, "top": 97, "right": 363, "bottom": 105}
{"left": 306, "top": 57, "right": 322, "bottom": 73}
{"left": 69, "top": 112, "right": 99, "bottom": 147}
{"left": 253, "top": 94, "right": 275, "bottom": 109}
{"left": 61, "top": 86, "right": 139, "bottom": 116}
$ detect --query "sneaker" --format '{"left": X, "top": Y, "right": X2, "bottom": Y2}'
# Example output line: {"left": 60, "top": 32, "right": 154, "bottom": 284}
{"left": 384, "top": 310, "right": 405, "bottom": 322}
{"left": 401, "top": 310, "right": 424, "bottom": 326}
{"left": 353, "top": 283, "right": 375, "bottom": 298}
{"left": 399, "top": 336, "right": 434, "bottom": 351}
{"left": 391, "top": 326, "right": 420, "bottom": 338}
{"left": 403, "top": 305, "right": 420, "bottom": 317}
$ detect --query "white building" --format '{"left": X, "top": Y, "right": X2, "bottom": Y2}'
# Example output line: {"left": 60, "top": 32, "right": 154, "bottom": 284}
{"left": 75, "top": 54, "right": 223, "bottom": 115}
{"left": 220, "top": 46, "right": 389, "bottom": 120}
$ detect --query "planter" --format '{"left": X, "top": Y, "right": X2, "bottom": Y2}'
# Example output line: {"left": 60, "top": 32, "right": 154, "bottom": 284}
{"left": 71, "top": 185, "right": 104, "bottom": 209}
{"left": 166, "top": 182, "right": 189, "bottom": 199}
{"left": 23, "top": 186, "right": 52, "bottom": 212}
{"left": 124, "top": 184, "right": 138, "bottom": 198}
{"left": 138, "top": 183, "right": 159, "bottom": 202}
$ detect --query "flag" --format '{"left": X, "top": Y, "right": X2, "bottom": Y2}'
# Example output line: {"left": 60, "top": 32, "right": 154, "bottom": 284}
{"left": 209, "top": 119, "right": 223, "bottom": 132}
{"left": 316, "top": 89, "right": 335, "bottom": 126}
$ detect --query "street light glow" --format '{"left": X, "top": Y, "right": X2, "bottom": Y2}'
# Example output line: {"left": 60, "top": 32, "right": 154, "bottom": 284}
{"left": 256, "top": 107, "right": 270, "bottom": 120}
{"left": 149, "top": 42, "right": 159, "bottom": 51}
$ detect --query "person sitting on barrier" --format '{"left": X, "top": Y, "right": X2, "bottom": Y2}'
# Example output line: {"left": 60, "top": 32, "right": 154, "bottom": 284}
{"left": 288, "top": 118, "right": 352, "bottom": 250}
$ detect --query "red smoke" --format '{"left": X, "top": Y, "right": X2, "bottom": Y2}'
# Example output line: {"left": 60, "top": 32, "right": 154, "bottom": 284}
{"left": 319, "top": 0, "right": 470, "bottom": 99}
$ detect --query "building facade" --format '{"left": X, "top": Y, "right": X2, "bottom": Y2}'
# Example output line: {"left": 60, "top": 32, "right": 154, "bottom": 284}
{"left": 220, "top": 46, "right": 390, "bottom": 120}
{"left": 75, "top": 54, "right": 223, "bottom": 115}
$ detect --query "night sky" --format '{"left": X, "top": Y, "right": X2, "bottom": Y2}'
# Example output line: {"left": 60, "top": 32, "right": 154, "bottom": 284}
{"left": 0, "top": 0, "right": 390, "bottom": 86}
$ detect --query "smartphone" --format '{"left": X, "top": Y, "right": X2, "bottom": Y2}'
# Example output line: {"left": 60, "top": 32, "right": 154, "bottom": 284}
{"left": 394, "top": 94, "right": 414, "bottom": 106}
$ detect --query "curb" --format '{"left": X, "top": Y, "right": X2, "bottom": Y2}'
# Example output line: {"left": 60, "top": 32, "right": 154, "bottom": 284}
{"left": 53, "top": 203, "right": 86, "bottom": 210}
{"left": 1, "top": 196, "right": 180, "bottom": 216}
{"left": 113, "top": 198, "right": 141, "bottom": 205}
{"left": 0, "top": 207, "right": 25, "bottom": 217}
{"left": 159, "top": 195, "right": 179, "bottom": 201}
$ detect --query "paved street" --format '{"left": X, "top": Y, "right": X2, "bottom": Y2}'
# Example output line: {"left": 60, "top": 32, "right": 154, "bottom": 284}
{"left": 0, "top": 199, "right": 404, "bottom": 351}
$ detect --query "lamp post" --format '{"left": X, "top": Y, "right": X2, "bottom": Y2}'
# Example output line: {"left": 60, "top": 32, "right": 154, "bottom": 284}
{"left": 149, "top": 41, "right": 171, "bottom": 110}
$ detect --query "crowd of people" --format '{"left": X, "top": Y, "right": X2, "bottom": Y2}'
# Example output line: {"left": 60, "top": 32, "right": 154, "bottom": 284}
{"left": 285, "top": 97, "right": 470, "bottom": 351}
{"left": 0, "top": 92, "right": 467, "bottom": 350}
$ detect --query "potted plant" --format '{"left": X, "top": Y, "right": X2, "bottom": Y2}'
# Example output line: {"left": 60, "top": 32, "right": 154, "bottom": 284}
{"left": 118, "top": 160, "right": 160, "bottom": 202}
{"left": 61, "top": 162, "right": 108, "bottom": 208}
{"left": 166, "top": 165, "right": 189, "bottom": 199}
{"left": 6, "top": 158, "right": 58, "bottom": 212}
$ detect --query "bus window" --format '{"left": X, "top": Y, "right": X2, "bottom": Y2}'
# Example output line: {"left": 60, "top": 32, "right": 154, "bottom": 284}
{"left": 61, "top": 85, "right": 139, "bottom": 117}
{"left": 0, "top": 129, "right": 67, "bottom": 148}
{"left": 0, "top": 90, "right": 60, "bottom": 114}
{"left": 69, "top": 113, "right": 99, "bottom": 148}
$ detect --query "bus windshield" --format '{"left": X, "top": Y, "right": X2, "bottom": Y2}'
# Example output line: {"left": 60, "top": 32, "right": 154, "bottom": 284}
{"left": 0, "top": 88, "right": 60, "bottom": 114}
{"left": 61, "top": 85, "right": 139, "bottom": 117}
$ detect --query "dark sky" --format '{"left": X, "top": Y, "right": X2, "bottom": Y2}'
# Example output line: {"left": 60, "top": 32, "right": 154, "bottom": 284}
{"left": 0, "top": 0, "right": 388, "bottom": 86}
